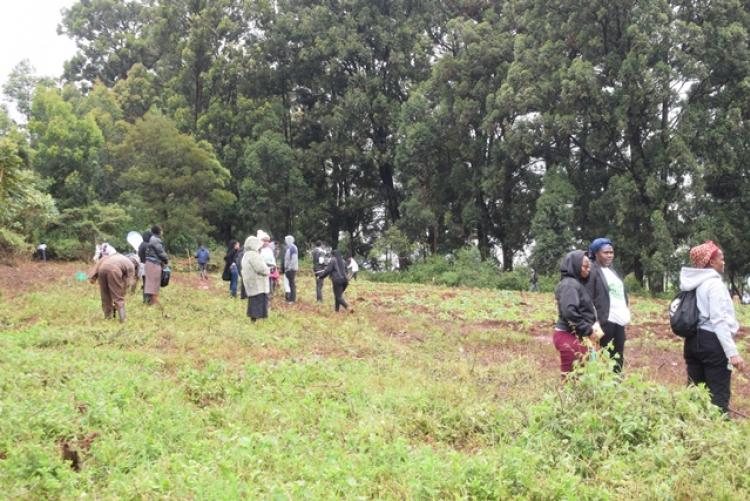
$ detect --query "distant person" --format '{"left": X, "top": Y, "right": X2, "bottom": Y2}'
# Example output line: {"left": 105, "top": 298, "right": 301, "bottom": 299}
{"left": 144, "top": 225, "right": 169, "bottom": 307}
{"left": 742, "top": 291, "right": 750, "bottom": 305}
{"left": 195, "top": 244, "right": 210, "bottom": 280}
{"left": 284, "top": 235, "right": 299, "bottom": 303}
{"left": 93, "top": 242, "right": 116, "bottom": 262}
{"left": 37, "top": 243, "right": 47, "bottom": 262}
{"left": 680, "top": 240, "right": 744, "bottom": 414}
{"left": 223, "top": 240, "right": 240, "bottom": 298}
{"left": 585, "top": 238, "right": 630, "bottom": 373}
{"left": 89, "top": 252, "right": 138, "bottom": 322}
{"left": 241, "top": 235, "right": 270, "bottom": 322}
{"left": 347, "top": 255, "right": 359, "bottom": 280}
{"left": 312, "top": 240, "right": 327, "bottom": 302}
{"left": 137, "top": 230, "right": 152, "bottom": 304}
{"left": 257, "top": 230, "right": 278, "bottom": 296}
{"left": 552, "top": 250, "right": 604, "bottom": 376}
{"left": 317, "top": 249, "right": 350, "bottom": 312}
{"left": 529, "top": 268, "right": 539, "bottom": 292}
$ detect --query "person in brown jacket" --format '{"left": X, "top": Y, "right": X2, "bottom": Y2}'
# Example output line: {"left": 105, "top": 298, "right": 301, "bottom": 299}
{"left": 89, "top": 253, "right": 138, "bottom": 322}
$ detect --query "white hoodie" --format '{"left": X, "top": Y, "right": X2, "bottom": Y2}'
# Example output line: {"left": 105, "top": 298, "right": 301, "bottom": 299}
{"left": 679, "top": 267, "right": 740, "bottom": 360}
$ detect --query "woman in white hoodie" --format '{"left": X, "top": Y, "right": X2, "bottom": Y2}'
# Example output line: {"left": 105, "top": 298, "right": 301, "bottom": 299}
{"left": 241, "top": 235, "right": 270, "bottom": 322}
{"left": 679, "top": 240, "right": 744, "bottom": 414}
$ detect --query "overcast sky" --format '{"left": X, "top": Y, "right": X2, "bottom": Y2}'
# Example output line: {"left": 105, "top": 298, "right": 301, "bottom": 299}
{"left": 1, "top": 0, "right": 78, "bottom": 112}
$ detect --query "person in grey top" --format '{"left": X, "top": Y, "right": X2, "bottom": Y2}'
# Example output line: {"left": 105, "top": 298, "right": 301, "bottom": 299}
{"left": 680, "top": 240, "right": 743, "bottom": 414}
{"left": 284, "top": 235, "right": 299, "bottom": 302}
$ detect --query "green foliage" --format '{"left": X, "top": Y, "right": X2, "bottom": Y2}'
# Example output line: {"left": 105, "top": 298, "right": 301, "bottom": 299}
{"left": 0, "top": 228, "right": 31, "bottom": 256}
{"left": 114, "top": 113, "right": 235, "bottom": 249}
{"left": 1, "top": 267, "right": 748, "bottom": 498}
{"left": 42, "top": 202, "right": 132, "bottom": 260}
{"left": 29, "top": 86, "right": 104, "bottom": 209}
{"left": 368, "top": 247, "right": 543, "bottom": 291}
{"left": 530, "top": 169, "right": 577, "bottom": 274}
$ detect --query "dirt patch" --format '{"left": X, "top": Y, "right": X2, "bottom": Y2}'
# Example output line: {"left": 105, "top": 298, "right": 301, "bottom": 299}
{"left": 0, "top": 260, "right": 86, "bottom": 299}
{"left": 58, "top": 432, "right": 100, "bottom": 472}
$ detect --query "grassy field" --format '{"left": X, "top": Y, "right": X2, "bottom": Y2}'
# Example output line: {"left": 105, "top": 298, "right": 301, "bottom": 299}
{"left": 1, "top": 260, "right": 749, "bottom": 499}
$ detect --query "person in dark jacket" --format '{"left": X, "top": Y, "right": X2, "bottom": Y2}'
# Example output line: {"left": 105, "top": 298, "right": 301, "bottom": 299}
{"left": 585, "top": 238, "right": 630, "bottom": 373}
{"left": 223, "top": 240, "right": 240, "bottom": 297}
{"left": 137, "top": 230, "right": 152, "bottom": 304}
{"left": 553, "top": 250, "right": 603, "bottom": 375}
{"left": 316, "top": 249, "right": 350, "bottom": 312}
{"left": 144, "top": 225, "right": 169, "bottom": 307}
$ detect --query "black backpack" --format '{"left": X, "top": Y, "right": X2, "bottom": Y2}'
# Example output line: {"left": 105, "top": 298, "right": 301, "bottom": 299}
{"left": 669, "top": 289, "right": 699, "bottom": 338}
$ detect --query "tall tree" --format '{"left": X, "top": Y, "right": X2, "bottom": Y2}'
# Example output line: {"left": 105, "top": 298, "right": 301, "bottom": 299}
{"left": 114, "top": 113, "right": 236, "bottom": 248}
{"left": 28, "top": 87, "right": 104, "bottom": 209}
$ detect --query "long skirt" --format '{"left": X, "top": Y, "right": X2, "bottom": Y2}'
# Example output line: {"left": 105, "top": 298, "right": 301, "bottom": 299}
{"left": 247, "top": 293, "right": 269, "bottom": 320}
{"left": 144, "top": 261, "right": 162, "bottom": 295}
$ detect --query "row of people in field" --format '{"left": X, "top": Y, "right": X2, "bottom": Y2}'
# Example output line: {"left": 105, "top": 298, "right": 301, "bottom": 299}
{"left": 554, "top": 238, "right": 743, "bottom": 415}
{"left": 221, "top": 233, "right": 358, "bottom": 320}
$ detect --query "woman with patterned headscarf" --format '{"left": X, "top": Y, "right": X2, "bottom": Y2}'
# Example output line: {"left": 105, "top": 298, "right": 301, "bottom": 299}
{"left": 679, "top": 240, "right": 744, "bottom": 414}
{"left": 585, "top": 237, "right": 630, "bottom": 373}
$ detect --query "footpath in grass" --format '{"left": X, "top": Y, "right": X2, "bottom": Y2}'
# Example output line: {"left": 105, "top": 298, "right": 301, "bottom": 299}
{"left": 0, "top": 261, "right": 749, "bottom": 499}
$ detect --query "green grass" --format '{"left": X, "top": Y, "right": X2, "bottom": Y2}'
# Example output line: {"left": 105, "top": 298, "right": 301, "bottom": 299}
{"left": 0, "top": 267, "right": 749, "bottom": 499}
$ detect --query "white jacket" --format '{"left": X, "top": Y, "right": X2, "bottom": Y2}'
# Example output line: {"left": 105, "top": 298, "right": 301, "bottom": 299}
{"left": 679, "top": 267, "right": 740, "bottom": 359}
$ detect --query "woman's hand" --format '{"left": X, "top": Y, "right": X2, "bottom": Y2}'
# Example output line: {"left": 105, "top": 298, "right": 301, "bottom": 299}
{"left": 591, "top": 321, "right": 605, "bottom": 341}
{"left": 730, "top": 355, "right": 744, "bottom": 370}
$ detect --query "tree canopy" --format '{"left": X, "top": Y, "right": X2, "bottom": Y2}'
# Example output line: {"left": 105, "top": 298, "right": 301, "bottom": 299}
{"left": 1, "top": 0, "right": 749, "bottom": 286}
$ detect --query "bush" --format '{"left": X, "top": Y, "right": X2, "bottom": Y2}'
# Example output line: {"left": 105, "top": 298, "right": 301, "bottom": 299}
{"left": 0, "top": 228, "right": 32, "bottom": 257}
{"left": 624, "top": 273, "right": 644, "bottom": 294}
{"left": 365, "top": 247, "right": 558, "bottom": 292}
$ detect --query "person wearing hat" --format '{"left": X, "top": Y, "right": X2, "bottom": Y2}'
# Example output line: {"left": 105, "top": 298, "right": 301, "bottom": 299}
{"left": 679, "top": 240, "right": 744, "bottom": 414}
{"left": 585, "top": 237, "right": 630, "bottom": 373}
{"left": 552, "top": 250, "right": 604, "bottom": 376}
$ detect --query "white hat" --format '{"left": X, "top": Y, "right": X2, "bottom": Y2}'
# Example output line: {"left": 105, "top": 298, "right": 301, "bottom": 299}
{"left": 257, "top": 230, "right": 270, "bottom": 241}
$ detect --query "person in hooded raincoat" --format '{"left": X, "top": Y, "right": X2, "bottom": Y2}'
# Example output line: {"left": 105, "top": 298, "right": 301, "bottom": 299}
{"left": 552, "top": 250, "right": 604, "bottom": 375}
{"left": 585, "top": 238, "right": 630, "bottom": 373}
{"left": 679, "top": 240, "right": 744, "bottom": 414}
{"left": 241, "top": 235, "right": 270, "bottom": 322}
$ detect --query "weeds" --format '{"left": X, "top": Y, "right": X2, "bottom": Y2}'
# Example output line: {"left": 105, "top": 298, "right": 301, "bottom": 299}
{"left": 0, "top": 264, "right": 748, "bottom": 498}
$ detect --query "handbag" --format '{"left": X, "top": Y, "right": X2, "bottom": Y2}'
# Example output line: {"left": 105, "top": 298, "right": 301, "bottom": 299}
{"left": 160, "top": 266, "right": 171, "bottom": 287}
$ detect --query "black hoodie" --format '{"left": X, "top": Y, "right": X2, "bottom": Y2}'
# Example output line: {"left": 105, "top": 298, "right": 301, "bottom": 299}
{"left": 319, "top": 250, "right": 348, "bottom": 285}
{"left": 554, "top": 250, "right": 597, "bottom": 337}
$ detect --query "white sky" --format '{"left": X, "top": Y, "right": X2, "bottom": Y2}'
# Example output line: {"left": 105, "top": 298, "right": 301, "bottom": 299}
{"left": 0, "top": 0, "right": 78, "bottom": 112}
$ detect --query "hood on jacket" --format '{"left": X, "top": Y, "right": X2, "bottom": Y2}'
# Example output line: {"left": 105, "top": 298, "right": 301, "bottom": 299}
{"left": 285, "top": 235, "right": 295, "bottom": 246}
{"left": 680, "top": 267, "right": 722, "bottom": 291}
{"left": 244, "top": 236, "right": 262, "bottom": 252}
{"left": 560, "top": 250, "right": 587, "bottom": 281}
{"left": 257, "top": 230, "right": 270, "bottom": 241}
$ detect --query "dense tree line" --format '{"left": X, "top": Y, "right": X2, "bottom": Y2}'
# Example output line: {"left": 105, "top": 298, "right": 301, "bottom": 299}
{"left": 1, "top": 0, "right": 749, "bottom": 291}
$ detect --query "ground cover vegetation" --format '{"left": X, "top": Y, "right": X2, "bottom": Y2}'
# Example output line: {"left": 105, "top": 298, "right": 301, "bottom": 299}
{"left": 0, "top": 263, "right": 749, "bottom": 498}
{"left": 2, "top": 0, "right": 750, "bottom": 292}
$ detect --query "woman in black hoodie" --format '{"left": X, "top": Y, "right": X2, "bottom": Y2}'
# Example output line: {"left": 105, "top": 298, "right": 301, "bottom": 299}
{"left": 553, "top": 250, "right": 603, "bottom": 375}
{"left": 317, "top": 250, "right": 350, "bottom": 312}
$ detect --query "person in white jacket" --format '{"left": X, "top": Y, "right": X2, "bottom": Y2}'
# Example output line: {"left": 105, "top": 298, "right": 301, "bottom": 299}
{"left": 679, "top": 240, "right": 744, "bottom": 414}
